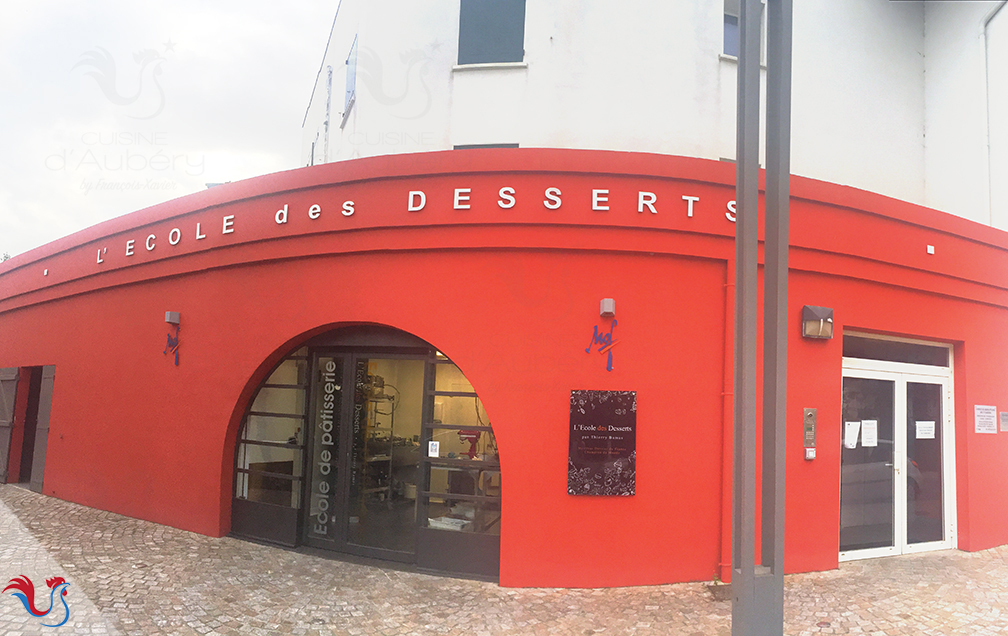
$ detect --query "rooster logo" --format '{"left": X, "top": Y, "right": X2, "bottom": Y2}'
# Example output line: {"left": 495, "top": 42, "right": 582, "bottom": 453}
{"left": 3, "top": 575, "right": 71, "bottom": 628}
{"left": 73, "top": 46, "right": 167, "bottom": 119}
{"left": 357, "top": 45, "right": 434, "bottom": 120}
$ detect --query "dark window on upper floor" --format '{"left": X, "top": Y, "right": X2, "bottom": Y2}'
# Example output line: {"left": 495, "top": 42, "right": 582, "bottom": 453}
{"left": 458, "top": 0, "right": 526, "bottom": 65}
{"left": 724, "top": 0, "right": 765, "bottom": 62}
{"left": 724, "top": 14, "right": 740, "bottom": 57}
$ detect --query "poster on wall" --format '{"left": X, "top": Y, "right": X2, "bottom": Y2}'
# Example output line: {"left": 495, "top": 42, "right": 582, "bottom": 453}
{"left": 568, "top": 390, "right": 636, "bottom": 496}
{"left": 975, "top": 404, "right": 998, "bottom": 434}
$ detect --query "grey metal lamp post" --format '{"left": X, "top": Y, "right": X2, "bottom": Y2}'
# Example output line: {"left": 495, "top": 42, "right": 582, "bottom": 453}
{"left": 732, "top": 0, "right": 792, "bottom": 634}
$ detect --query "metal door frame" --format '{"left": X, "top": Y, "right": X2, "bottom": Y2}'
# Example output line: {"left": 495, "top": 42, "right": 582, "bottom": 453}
{"left": 840, "top": 357, "right": 956, "bottom": 561}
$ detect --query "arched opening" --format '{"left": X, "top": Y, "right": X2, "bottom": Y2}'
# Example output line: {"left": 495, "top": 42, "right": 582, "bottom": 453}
{"left": 230, "top": 325, "right": 501, "bottom": 578}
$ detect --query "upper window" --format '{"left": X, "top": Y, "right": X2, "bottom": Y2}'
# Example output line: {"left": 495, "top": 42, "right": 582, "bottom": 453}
{"left": 458, "top": 0, "right": 526, "bottom": 65}
{"left": 344, "top": 35, "right": 358, "bottom": 118}
{"left": 723, "top": 0, "right": 765, "bottom": 61}
{"left": 723, "top": 13, "right": 740, "bottom": 57}
{"left": 843, "top": 335, "right": 950, "bottom": 368}
{"left": 724, "top": 0, "right": 740, "bottom": 56}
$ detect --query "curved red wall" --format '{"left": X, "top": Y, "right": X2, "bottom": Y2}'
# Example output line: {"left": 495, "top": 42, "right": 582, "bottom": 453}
{"left": 2, "top": 149, "right": 1008, "bottom": 587}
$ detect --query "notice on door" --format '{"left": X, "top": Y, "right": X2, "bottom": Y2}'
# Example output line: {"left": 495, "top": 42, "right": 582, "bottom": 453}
{"left": 568, "top": 390, "right": 636, "bottom": 496}
{"left": 975, "top": 404, "right": 998, "bottom": 434}
{"left": 844, "top": 421, "right": 861, "bottom": 449}
{"left": 860, "top": 420, "right": 878, "bottom": 447}
{"left": 916, "top": 420, "right": 936, "bottom": 440}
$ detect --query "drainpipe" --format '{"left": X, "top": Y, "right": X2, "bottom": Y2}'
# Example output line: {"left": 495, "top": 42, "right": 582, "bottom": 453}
{"left": 983, "top": 1, "right": 1007, "bottom": 226}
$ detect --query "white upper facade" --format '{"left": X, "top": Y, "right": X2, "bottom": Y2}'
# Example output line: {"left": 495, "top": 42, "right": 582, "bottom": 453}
{"left": 302, "top": 0, "right": 1008, "bottom": 229}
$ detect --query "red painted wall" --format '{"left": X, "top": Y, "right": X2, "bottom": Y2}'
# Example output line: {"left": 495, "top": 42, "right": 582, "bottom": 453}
{"left": 2, "top": 149, "right": 1008, "bottom": 587}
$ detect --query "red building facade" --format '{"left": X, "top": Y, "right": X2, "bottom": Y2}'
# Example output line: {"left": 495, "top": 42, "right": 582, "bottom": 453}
{"left": 2, "top": 149, "right": 1007, "bottom": 587}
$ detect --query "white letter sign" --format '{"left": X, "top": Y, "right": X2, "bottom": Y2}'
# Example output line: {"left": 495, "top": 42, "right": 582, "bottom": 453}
{"left": 408, "top": 190, "right": 426, "bottom": 212}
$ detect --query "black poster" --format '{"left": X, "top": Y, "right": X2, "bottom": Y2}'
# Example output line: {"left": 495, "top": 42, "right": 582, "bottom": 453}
{"left": 568, "top": 390, "right": 636, "bottom": 496}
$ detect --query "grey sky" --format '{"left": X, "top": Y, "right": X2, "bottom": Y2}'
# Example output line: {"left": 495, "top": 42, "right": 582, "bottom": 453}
{"left": 0, "top": 1, "right": 336, "bottom": 258}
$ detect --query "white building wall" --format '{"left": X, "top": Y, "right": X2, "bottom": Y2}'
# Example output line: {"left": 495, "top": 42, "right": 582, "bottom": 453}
{"left": 515, "top": 2, "right": 725, "bottom": 157}
{"left": 303, "top": 0, "right": 1004, "bottom": 228}
{"left": 791, "top": 0, "right": 925, "bottom": 206}
{"left": 349, "top": 1, "right": 456, "bottom": 158}
{"left": 923, "top": 2, "right": 999, "bottom": 227}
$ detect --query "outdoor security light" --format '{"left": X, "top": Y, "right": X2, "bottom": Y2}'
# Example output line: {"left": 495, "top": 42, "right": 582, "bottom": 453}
{"left": 802, "top": 305, "right": 833, "bottom": 339}
{"left": 600, "top": 298, "right": 615, "bottom": 317}
{"left": 165, "top": 311, "right": 181, "bottom": 325}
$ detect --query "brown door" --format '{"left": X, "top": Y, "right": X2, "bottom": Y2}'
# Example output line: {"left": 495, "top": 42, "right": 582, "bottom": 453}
{"left": 0, "top": 368, "right": 19, "bottom": 483}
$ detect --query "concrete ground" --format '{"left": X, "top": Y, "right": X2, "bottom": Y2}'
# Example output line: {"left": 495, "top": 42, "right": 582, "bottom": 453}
{"left": 2, "top": 484, "right": 1007, "bottom": 635}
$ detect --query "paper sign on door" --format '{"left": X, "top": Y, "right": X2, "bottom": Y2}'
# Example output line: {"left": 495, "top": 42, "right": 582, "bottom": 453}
{"left": 916, "top": 420, "right": 936, "bottom": 440}
{"left": 844, "top": 421, "right": 861, "bottom": 449}
{"left": 861, "top": 420, "right": 878, "bottom": 447}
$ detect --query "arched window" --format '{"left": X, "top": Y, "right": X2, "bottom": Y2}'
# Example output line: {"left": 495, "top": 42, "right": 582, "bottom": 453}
{"left": 231, "top": 328, "right": 500, "bottom": 578}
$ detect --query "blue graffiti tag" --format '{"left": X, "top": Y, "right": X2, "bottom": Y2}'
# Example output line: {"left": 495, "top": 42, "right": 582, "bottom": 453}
{"left": 163, "top": 325, "right": 180, "bottom": 366}
{"left": 586, "top": 319, "right": 618, "bottom": 371}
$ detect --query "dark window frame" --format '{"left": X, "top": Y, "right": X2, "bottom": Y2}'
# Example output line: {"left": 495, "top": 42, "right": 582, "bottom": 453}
{"left": 457, "top": 0, "right": 527, "bottom": 65}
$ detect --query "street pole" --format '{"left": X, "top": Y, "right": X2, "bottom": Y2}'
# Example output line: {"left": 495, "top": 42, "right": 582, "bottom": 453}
{"left": 732, "top": 0, "right": 792, "bottom": 634}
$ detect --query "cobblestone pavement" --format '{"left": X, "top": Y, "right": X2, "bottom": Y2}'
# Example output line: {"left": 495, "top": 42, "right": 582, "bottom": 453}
{"left": 3, "top": 484, "right": 1008, "bottom": 635}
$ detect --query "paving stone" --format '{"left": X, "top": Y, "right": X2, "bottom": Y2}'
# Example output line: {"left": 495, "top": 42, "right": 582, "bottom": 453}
{"left": 3, "top": 484, "right": 1008, "bottom": 634}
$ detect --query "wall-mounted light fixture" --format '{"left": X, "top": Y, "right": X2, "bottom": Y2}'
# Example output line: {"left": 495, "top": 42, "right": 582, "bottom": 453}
{"left": 600, "top": 298, "right": 615, "bottom": 317}
{"left": 165, "top": 311, "right": 181, "bottom": 325}
{"left": 802, "top": 305, "right": 833, "bottom": 339}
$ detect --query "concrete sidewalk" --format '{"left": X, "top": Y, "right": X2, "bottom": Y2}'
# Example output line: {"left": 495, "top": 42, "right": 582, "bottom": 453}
{"left": 1, "top": 484, "right": 1006, "bottom": 635}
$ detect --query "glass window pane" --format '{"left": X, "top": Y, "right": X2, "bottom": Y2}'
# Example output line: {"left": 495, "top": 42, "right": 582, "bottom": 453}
{"left": 244, "top": 471, "right": 300, "bottom": 507}
{"left": 345, "top": 36, "right": 358, "bottom": 111}
{"left": 428, "top": 466, "right": 500, "bottom": 496}
{"left": 907, "top": 382, "right": 944, "bottom": 544}
{"left": 237, "top": 443, "right": 303, "bottom": 477}
{"left": 424, "top": 361, "right": 500, "bottom": 535}
{"left": 429, "top": 425, "right": 498, "bottom": 461}
{"left": 347, "top": 357, "right": 425, "bottom": 553}
{"left": 840, "top": 377, "right": 895, "bottom": 552}
{"left": 426, "top": 496, "right": 501, "bottom": 535}
{"left": 433, "top": 393, "right": 487, "bottom": 425}
{"left": 234, "top": 349, "right": 308, "bottom": 513}
{"left": 724, "top": 14, "right": 739, "bottom": 57}
{"left": 265, "top": 358, "right": 308, "bottom": 386}
{"left": 434, "top": 363, "right": 475, "bottom": 393}
{"left": 242, "top": 414, "right": 303, "bottom": 444}
{"left": 251, "top": 387, "right": 306, "bottom": 415}
{"left": 843, "top": 336, "right": 949, "bottom": 367}
{"left": 458, "top": 0, "right": 526, "bottom": 65}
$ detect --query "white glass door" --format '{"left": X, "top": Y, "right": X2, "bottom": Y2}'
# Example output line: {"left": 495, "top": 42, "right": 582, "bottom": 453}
{"left": 840, "top": 360, "right": 955, "bottom": 561}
